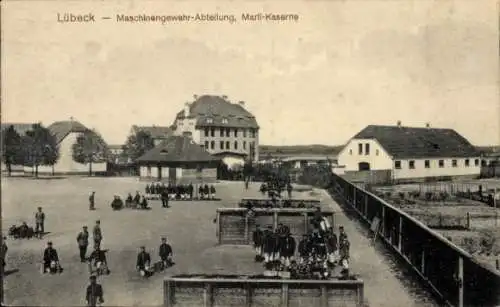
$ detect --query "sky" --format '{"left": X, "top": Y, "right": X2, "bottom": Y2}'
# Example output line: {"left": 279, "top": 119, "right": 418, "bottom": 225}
{"left": 2, "top": 0, "right": 499, "bottom": 146}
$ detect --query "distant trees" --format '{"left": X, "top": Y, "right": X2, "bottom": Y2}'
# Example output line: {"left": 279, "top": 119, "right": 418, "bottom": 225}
{"left": 22, "top": 123, "right": 59, "bottom": 177}
{"left": 72, "top": 130, "right": 109, "bottom": 176}
{"left": 1, "top": 125, "right": 23, "bottom": 176}
{"left": 122, "top": 130, "right": 155, "bottom": 162}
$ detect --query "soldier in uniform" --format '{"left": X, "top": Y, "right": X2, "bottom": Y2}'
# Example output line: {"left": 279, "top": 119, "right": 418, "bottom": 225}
{"left": 43, "top": 241, "right": 61, "bottom": 274}
{"left": 252, "top": 224, "right": 264, "bottom": 262}
{"left": 77, "top": 226, "right": 89, "bottom": 262}
{"left": 262, "top": 226, "right": 275, "bottom": 265}
{"left": 145, "top": 184, "right": 151, "bottom": 197}
{"left": 286, "top": 183, "right": 293, "bottom": 199}
{"left": 93, "top": 221, "right": 102, "bottom": 250}
{"left": 1, "top": 237, "right": 7, "bottom": 273}
{"left": 89, "top": 246, "right": 109, "bottom": 275}
{"left": 125, "top": 193, "right": 133, "bottom": 207}
{"left": 210, "top": 185, "right": 216, "bottom": 199}
{"left": 136, "top": 246, "right": 152, "bottom": 277}
{"left": 280, "top": 231, "right": 296, "bottom": 268}
{"left": 89, "top": 192, "right": 96, "bottom": 210}
{"left": 159, "top": 237, "right": 173, "bottom": 269}
{"left": 203, "top": 184, "right": 210, "bottom": 199}
{"left": 35, "top": 207, "right": 45, "bottom": 238}
{"left": 161, "top": 188, "right": 169, "bottom": 208}
{"left": 198, "top": 184, "right": 204, "bottom": 199}
{"left": 85, "top": 275, "right": 104, "bottom": 307}
{"left": 133, "top": 192, "right": 141, "bottom": 207}
{"left": 326, "top": 228, "right": 338, "bottom": 266}
{"left": 140, "top": 195, "right": 149, "bottom": 209}
{"left": 187, "top": 183, "right": 194, "bottom": 200}
{"left": 338, "top": 226, "right": 347, "bottom": 249}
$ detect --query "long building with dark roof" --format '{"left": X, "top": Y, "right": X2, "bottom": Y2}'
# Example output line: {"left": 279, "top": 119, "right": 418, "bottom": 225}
{"left": 337, "top": 123, "right": 481, "bottom": 181}
{"left": 171, "top": 95, "right": 259, "bottom": 167}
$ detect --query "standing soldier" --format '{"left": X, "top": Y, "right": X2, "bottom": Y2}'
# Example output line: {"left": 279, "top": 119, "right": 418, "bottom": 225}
{"left": 252, "top": 225, "right": 264, "bottom": 262}
{"left": 35, "top": 207, "right": 45, "bottom": 238}
{"left": 298, "top": 234, "right": 310, "bottom": 264}
{"left": 93, "top": 221, "right": 102, "bottom": 250}
{"left": 89, "top": 192, "right": 96, "bottom": 211}
{"left": 159, "top": 237, "right": 173, "bottom": 269}
{"left": 161, "top": 188, "right": 169, "bottom": 208}
{"left": 280, "top": 231, "right": 296, "bottom": 268}
{"left": 85, "top": 275, "right": 104, "bottom": 307}
{"left": 338, "top": 226, "right": 347, "bottom": 249}
{"left": 77, "top": 226, "right": 89, "bottom": 262}
{"left": 339, "top": 236, "right": 350, "bottom": 275}
{"left": 326, "top": 228, "right": 338, "bottom": 267}
{"left": 188, "top": 183, "right": 194, "bottom": 200}
{"left": 287, "top": 183, "right": 293, "bottom": 199}
{"left": 1, "top": 237, "right": 7, "bottom": 274}
{"left": 145, "top": 184, "right": 151, "bottom": 198}
{"left": 262, "top": 226, "right": 275, "bottom": 266}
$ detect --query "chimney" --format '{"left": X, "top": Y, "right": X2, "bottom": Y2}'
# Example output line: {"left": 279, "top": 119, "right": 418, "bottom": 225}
{"left": 397, "top": 120, "right": 402, "bottom": 127}
{"left": 425, "top": 122, "right": 430, "bottom": 128}
{"left": 238, "top": 101, "right": 245, "bottom": 107}
{"left": 193, "top": 94, "right": 198, "bottom": 100}
{"left": 184, "top": 102, "right": 190, "bottom": 117}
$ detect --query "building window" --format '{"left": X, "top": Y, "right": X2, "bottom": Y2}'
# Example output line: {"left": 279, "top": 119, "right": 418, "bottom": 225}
{"left": 425, "top": 160, "right": 430, "bottom": 168}
{"left": 481, "top": 160, "right": 487, "bottom": 166}
{"left": 226, "top": 128, "right": 230, "bottom": 137}
{"left": 234, "top": 141, "right": 238, "bottom": 150}
{"left": 204, "top": 141, "right": 209, "bottom": 148}
{"left": 375, "top": 149, "right": 379, "bottom": 156}
{"left": 349, "top": 149, "right": 353, "bottom": 155}
{"left": 226, "top": 141, "right": 230, "bottom": 149}
{"left": 204, "top": 128, "right": 209, "bottom": 137}
{"left": 439, "top": 160, "right": 444, "bottom": 168}
{"left": 206, "top": 118, "right": 213, "bottom": 124}
{"left": 243, "top": 129, "right": 247, "bottom": 137}
{"left": 465, "top": 159, "right": 470, "bottom": 167}
{"left": 251, "top": 129, "right": 256, "bottom": 138}
{"left": 452, "top": 159, "right": 458, "bottom": 167}
{"left": 409, "top": 160, "right": 415, "bottom": 169}
{"left": 358, "top": 143, "right": 363, "bottom": 155}
{"left": 395, "top": 161, "right": 401, "bottom": 169}
{"left": 220, "top": 141, "right": 224, "bottom": 150}
{"left": 365, "top": 143, "right": 370, "bottom": 155}
{"left": 243, "top": 141, "right": 247, "bottom": 149}
{"left": 210, "top": 128, "right": 215, "bottom": 137}
{"left": 234, "top": 129, "right": 239, "bottom": 137}
{"left": 222, "top": 118, "right": 228, "bottom": 124}
{"left": 474, "top": 159, "right": 479, "bottom": 166}
{"left": 210, "top": 141, "right": 215, "bottom": 149}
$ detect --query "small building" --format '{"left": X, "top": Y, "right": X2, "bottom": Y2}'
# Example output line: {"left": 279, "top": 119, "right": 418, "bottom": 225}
{"left": 136, "top": 134, "right": 221, "bottom": 183}
{"left": 171, "top": 94, "right": 260, "bottom": 167}
{"left": 129, "top": 125, "right": 173, "bottom": 146}
{"left": 337, "top": 123, "right": 481, "bottom": 182}
{"left": 33, "top": 119, "right": 107, "bottom": 175}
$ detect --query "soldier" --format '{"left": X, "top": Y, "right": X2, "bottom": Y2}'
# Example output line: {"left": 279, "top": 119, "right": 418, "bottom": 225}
{"left": 298, "top": 234, "right": 310, "bottom": 264}
{"left": 252, "top": 225, "right": 264, "bottom": 262}
{"left": 85, "top": 275, "right": 104, "bottom": 307}
{"left": 326, "top": 228, "right": 338, "bottom": 266}
{"left": 1, "top": 237, "right": 7, "bottom": 272}
{"left": 133, "top": 191, "right": 141, "bottom": 207}
{"left": 198, "top": 184, "right": 204, "bottom": 199}
{"left": 159, "top": 237, "right": 173, "bottom": 268}
{"left": 140, "top": 195, "right": 149, "bottom": 209}
{"left": 35, "top": 207, "right": 45, "bottom": 238}
{"left": 161, "top": 188, "right": 169, "bottom": 208}
{"left": 338, "top": 226, "right": 347, "bottom": 249}
{"left": 203, "top": 184, "right": 210, "bottom": 199}
{"left": 89, "top": 246, "right": 109, "bottom": 275}
{"left": 188, "top": 183, "right": 194, "bottom": 200}
{"left": 272, "top": 227, "right": 282, "bottom": 267}
{"left": 43, "top": 241, "right": 61, "bottom": 274}
{"left": 77, "top": 226, "right": 89, "bottom": 262}
{"left": 210, "top": 185, "right": 216, "bottom": 199}
{"left": 286, "top": 183, "right": 293, "bottom": 199}
{"left": 89, "top": 192, "right": 96, "bottom": 210}
{"left": 110, "top": 195, "right": 124, "bottom": 210}
{"left": 93, "top": 221, "right": 102, "bottom": 250}
{"left": 339, "top": 237, "right": 350, "bottom": 277}
{"left": 280, "top": 231, "right": 296, "bottom": 267}
{"left": 125, "top": 193, "right": 133, "bottom": 207}
{"left": 145, "top": 184, "right": 151, "bottom": 197}
{"left": 136, "top": 246, "right": 151, "bottom": 277}
{"left": 155, "top": 182, "right": 162, "bottom": 196}
{"left": 262, "top": 226, "right": 275, "bottom": 265}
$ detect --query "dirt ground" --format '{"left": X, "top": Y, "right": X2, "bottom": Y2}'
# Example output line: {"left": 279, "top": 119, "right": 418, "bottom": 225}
{"left": 2, "top": 178, "right": 279, "bottom": 306}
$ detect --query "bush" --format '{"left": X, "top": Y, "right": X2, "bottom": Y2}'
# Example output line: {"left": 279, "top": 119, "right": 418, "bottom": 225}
{"left": 297, "top": 165, "right": 331, "bottom": 189}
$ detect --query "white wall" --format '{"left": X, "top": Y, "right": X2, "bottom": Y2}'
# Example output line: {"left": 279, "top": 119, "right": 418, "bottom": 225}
{"left": 393, "top": 157, "right": 481, "bottom": 179}
{"left": 222, "top": 156, "right": 245, "bottom": 169}
{"left": 337, "top": 139, "right": 393, "bottom": 171}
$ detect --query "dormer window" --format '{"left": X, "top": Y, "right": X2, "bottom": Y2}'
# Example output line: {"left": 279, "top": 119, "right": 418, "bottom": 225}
{"left": 206, "top": 118, "right": 213, "bottom": 124}
{"left": 222, "top": 118, "right": 228, "bottom": 124}
{"left": 160, "top": 149, "right": 168, "bottom": 154}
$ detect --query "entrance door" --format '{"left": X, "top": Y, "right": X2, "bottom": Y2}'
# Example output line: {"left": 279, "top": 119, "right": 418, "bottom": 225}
{"left": 168, "top": 167, "right": 177, "bottom": 184}
{"left": 157, "top": 166, "right": 162, "bottom": 180}
{"left": 358, "top": 162, "right": 371, "bottom": 171}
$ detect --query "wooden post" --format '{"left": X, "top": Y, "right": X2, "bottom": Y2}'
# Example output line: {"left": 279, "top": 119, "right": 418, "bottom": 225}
{"left": 164, "top": 280, "right": 172, "bottom": 307}
{"left": 203, "top": 283, "right": 213, "bottom": 307}
{"left": 357, "top": 283, "right": 364, "bottom": 306}
{"left": 273, "top": 210, "right": 278, "bottom": 231}
{"left": 353, "top": 187, "right": 357, "bottom": 205}
{"left": 458, "top": 256, "right": 464, "bottom": 307}
{"left": 281, "top": 283, "right": 289, "bottom": 307}
{"left": 303, "top": 213, "right": 309, "bottom": 234}
{"left": 244, "top": 215, "right": 249, "bottom": 245}
{"left": 320, "top": 285, "right": 329, "bottom": 307}
{"left": 421, "top": 249, "right": 425, "bottom": 274}
{"left": 381, "top": 206, "right": 386, "bottom": 237}
{"left": 216, "top": 212, "right": 221, "bottom": 244}
{"left": 364, "top": 195, "right": 369, "bottom": 217}
{"left": 246, "top": 282, "right": 252, "bottom": 307}
{"left": 398, "top": 215, "right": 403, "bottom": 252}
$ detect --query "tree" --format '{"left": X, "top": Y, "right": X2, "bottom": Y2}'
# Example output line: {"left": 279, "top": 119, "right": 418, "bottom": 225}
{"left": 72, "top": 129, "right": 109, "bottom": 176}
{"left": 1, "top": 125, "right": 23, "bottom": 176}
{"left": 122, "top": 130, "right": 155, "bottom": 162}
{"left": 22, "top": 123, "right": 59, "bottom": 177}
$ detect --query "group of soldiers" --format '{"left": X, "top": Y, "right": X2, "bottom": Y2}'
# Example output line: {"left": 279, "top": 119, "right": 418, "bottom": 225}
{"left": 145, "top": 182, "right": 217, "bottom": 201}
{"left": 252, "top": 208, "right": 351, "bottom": 279}
{"left": 7, "top": 207, "right": 46, "bottom": 240}
{"left": 260, "top": 180, "right": 293, "bottom": 199}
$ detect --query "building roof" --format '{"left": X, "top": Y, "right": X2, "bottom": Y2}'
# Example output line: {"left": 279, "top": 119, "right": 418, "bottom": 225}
{"left": 0, "top": 123, "right": 36, "bottom": 136}
{"left": 48, "top": 120, "right": 89, "bottom": 144}
{"left": 136, "top": 135, "right": 220, "bottom": 164}
{"left": 352, "top": 125, "right": 479, "bottom": 159}
{"left": 175, "top": 95, "right": 259, "bottom": 129}
{"left": 131, "top": 125, "right": 173, "bottom": 139}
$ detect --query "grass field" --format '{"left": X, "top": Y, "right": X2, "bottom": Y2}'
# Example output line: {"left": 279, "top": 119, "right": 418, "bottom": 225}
{"left": 2, "top": 177, "right": 278, "bottom": 306}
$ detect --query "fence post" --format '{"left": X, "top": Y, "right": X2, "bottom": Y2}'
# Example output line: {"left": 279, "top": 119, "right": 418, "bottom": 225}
{"left": 273, "top": 210, "right": 278, "bottom": 231}
{"left": 357, "top": 283, "right": 364, "bottom": 306}
{"left": 163, "top": 280, "right": 171, "bottom": 307}
{"left": 244, "top": 215, "right": 249, "bottom": 245}
{"left": 321, "top": 285, "right": 328, "bottom": 307}
{"left": 216, "top": 211, "right": 221, "bottom": 244}
{"left": 281, "top": 283, "right": 289, "bottom": 307}
{"left": 246, "top": 282, "right": 252, "bottom": 307}
{"left": 458, "top": 256, "right": 464, "bottom": 307}
{"left": 364, "top": 194, "right": 369, "bottom": 217}
{"left": 204, "top": 283, "right": 213, "bottom": 307}
{"left": 381, "top": 206, "right": 386, "bottom": 237}
{"left": 303, "top": 213, "right": 309, "bottom": 234}
{"left": 398, "top": 215, "right": 403, "bottom": 252}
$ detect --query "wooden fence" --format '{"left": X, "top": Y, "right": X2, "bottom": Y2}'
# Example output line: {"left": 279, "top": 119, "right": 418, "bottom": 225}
{"left": 238, "top": 198, "right": 321, "bottom": 209}
{"left": 330, "top": 173, "right": 500, "bottom": 307}
{"left": 216, "top": 208, "right": 335, "bottom": 245}
{"left": 163, "top": 276, "right": 365, "bottom": 307}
